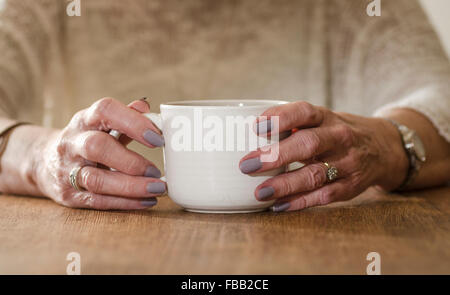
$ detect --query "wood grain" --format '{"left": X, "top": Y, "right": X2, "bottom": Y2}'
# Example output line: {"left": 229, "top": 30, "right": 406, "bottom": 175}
{"left": 0, "top": 186, "right": 449, "bottom": 274}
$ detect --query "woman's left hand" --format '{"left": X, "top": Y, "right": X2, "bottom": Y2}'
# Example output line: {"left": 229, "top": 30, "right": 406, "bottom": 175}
{"left": 239, "top": 101, "right": 409, "bottom": 212}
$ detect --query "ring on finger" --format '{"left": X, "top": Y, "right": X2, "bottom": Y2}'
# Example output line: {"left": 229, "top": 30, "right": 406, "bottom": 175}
{"left": 69, "top": 166, "right": 85, "bottom": 192}
{"left": 322, "top": 162, "right": 338, "bottom": 182}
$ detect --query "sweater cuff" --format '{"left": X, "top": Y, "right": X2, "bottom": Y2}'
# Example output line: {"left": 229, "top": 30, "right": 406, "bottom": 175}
{"left": 373, "top": 86, "right": 450, "bottom": 143}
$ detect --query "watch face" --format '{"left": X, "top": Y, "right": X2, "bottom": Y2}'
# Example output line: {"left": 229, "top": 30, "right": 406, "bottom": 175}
{"left": 412, "top": 133, "right": 426, "bottom": 162}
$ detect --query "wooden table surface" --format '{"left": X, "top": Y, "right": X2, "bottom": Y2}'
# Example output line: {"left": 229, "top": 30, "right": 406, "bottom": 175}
{"left": 0, "top": 186, "right": 449, "bottom": 274}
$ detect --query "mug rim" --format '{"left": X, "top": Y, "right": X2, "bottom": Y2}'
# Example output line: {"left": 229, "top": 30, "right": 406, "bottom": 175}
{"left": 160, "top": 99, "right": 289, "bottom": 109}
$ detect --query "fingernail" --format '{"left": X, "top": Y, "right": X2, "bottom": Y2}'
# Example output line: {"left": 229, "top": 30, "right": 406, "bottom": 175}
{"left": 271, "top": 202, "right": 290, "bottom": 212}
{"left": 140, "top": 97, "right": 150, "bottom": 107}
{"left": 143, "top": 130, "right": 164, "bottom": 147}
{"left": 141, "top": 198, "right": 157, "bottom": 207}
{"left": 257, "top": 186, "right": 275, "bottom": 201}
{"left": 145, "top": 166, "right": 161, "bottom": 178}
{"left": 239, "top": 158, "right": 262, "bottom": 174}
{"left": 256, "top": 119, "right": 272, "bottom": 134}
{"left": 146, "top": 182, "right": 166, "bottom": 194}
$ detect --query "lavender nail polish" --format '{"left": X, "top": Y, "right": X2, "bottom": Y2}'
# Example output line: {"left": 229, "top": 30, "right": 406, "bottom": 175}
{"left": 271, "top": 202, "right": 290, "bottom": 212}
{"left": 257, "top": 186, "right": 275, "bottom": 201}
{"left": 145, "top": 166, "right": 161, "bottom": 178}
{"left": 239, "top": 158, "right": 262, "bottom": 174}
{"left": 147, "top": 182, "right": 166, "bottom": 194}
{"left": 143, "top": 130, "right": 164, "bottom": 147}
{"left": 141, "top": 198, "right": 157, "bottom": 207}
{"left": 256, "top": 120, "right": 272, "bottom": 134}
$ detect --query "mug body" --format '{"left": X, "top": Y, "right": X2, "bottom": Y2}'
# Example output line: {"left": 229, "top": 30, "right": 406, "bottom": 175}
{"left": 160, "top": 100, "right": 288, "bottom": 213}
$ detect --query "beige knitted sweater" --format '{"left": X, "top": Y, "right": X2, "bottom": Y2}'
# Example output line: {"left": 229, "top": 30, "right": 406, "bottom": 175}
{"left": 0, "top": 0, "right": 449, "bottom": 165}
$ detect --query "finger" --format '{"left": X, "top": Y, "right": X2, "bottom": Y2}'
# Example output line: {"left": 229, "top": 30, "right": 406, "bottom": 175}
{"left": 74, "top": 131, "right": 162, "bottom": 177}
{"left": 255, "top": 163, "right": 328, "bottom": 201}
{"left": 65, "top": 191, "right": 159, "bottom": 210}
{"left": 78, "top": 166, "right": 166, "bottom": 198}
{"left": 82, "top": 97, "right": 164, "bottom": 148}
{"left": 129, "top": 98, "right": 151, "bottom": 113}
{"left": 270, "top": 178, "right": 357, "bottom": 212}
{"left": 240, "top": 125, "right": 350, "bottom": 174}
{"left": 255, "top": 101, "right": 325, "bottom": 135}
{"left": 119, "top": 98, "right": 151, "bottom": 146}
{"left": 255, "top": 157, "right": 355, "bottom": 201}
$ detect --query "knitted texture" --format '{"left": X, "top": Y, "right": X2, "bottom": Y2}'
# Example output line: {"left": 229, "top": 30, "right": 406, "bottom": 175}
{"left": 0, "top": 0, "right": 449, "bottom": 143}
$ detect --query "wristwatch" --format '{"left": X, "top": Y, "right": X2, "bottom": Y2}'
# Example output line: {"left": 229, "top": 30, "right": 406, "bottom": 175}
{"left": 388, "top": 119, "right": 427, "bottom": 190}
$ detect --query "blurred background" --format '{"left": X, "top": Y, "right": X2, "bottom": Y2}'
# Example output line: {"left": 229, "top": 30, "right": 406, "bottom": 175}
{"left": 420, "top": 0, "right": 450, "bottom": 57}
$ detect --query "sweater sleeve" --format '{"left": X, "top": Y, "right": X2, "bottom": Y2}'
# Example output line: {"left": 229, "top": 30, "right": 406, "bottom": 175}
{"left": 0, "top": 0, "right": 63, "bottom": 122}
{"left": 373, "top": 85, "right": 450, "bottom": 142}
{"left": 327, "top": 0, "right": 450, "bottom": 142}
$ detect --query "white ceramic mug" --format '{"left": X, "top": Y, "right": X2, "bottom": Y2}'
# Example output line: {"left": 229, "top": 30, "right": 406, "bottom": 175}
{"left": 142, "top": 100, "right": 288, "bottom": 213}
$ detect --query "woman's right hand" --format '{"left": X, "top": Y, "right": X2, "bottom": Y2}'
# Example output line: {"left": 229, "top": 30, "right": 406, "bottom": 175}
{"left": 34, "top": 97, "right": 166, "bottom": 210}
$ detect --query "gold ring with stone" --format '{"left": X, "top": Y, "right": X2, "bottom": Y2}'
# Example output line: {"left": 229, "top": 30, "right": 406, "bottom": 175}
{"left": 323, "top": 162, "right": 338, "bottom": 182}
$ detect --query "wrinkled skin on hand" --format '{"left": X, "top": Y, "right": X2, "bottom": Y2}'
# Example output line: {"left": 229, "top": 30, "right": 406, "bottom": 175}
{"left": 239, "top": 101, "right": 408, "bottom": 212}
{"left": 35, "top": 98, "right": 166, "bottom": 210}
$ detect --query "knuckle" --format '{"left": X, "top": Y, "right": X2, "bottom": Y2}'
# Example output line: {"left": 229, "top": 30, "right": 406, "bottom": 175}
{"left": 357, "top": 146, "right": 371, "bottom": 161}
{"left": 306, "top": 165, "right": 326, "bottom": 189}
{"left": 279, "top": 177, "right": 295, "bottom": 196}
{"left": 267, "top": 105, "right": 285, "bottom": 118}
{"left": 52, "top": 129, "right": 71, "bottom": 156}
{"left": 273, "top": 102, "right": 301, "bottom": 123}
{"left": 69, "top": 110, "right": 86, "bottom": 126}
{"left": 295, "top": 101, "right": 317, "bottom": 123}
{"left": 347, "top": 151, "right": 360, "bottom": 172}
{"left": 85, "top": 97, "right": 115, "bottom": 125}
{"left": 275, "top": 108, "right": 289, "bottom": 119}
{"left": 78, "top": 193, "right": 98, "bottom": 209}
{"left": 80, "top": 133, "right": 105, "bottom": 159}
{"left": 298, "top": 131, "right": 320, "bottom": 156}
{"left": 57, "top": 186, "right": 84, "bottom": 208}
{"left": 80, "top": 168, "right": 104, "bottom": 193}
{"left": 123, "top": 156, "right": 143, "bottom": 175}
{"left": 122, "top": 178, "right": 139, "bottom": 195}
{"left": 274, "top": 148, "right": 289, "bottom": 167}
{"left": 294, "top": 196, "right": 308, "bottom": 210}
{"left": 93, "top": 97, "right": 115, "bottom": 114}
{"left": 55, "top": 138, "right": 67, "bottom": 156}
{"left": 54, "top": 169, "right": 67, "bottom": 189}
{"left": 337, "top": 124, "right": 355, "bottom": 147}
{"left": 318, "top": 187, "right": 335, "bottom": 205}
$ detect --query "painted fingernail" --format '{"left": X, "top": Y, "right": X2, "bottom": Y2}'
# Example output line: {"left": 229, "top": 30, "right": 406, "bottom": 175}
{"left": 257, "top": 186, "right": 275, "bottom": 201}
{"left": 239, "top": 158, "right": 262, "bottom": 174}
{"left": 143, "top": 130, "right": 164, "bottom": 147}
{"left": 145, "top": 166, "right": 161, "bottom": 178}
{"left": 271, "top": 202, "right": 290, "bottom": 212}
{"left": 146, "top": 182, "right": 166, "bottom": 194}
{"left": 256, "top": 119, "right": 272, "bottom": 134}
{"left": 141, "top": 198, "right": 157, "bottom": 207}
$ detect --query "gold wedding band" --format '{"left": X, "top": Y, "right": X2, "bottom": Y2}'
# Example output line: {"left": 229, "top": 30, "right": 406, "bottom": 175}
{"left": 69, "top": 166, "right": 84, "bottom": 192}
{"left": 323, "top": 162, "right": 338, "bottom": 182}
